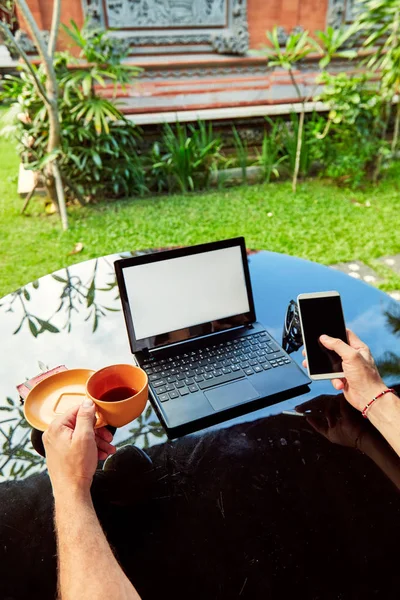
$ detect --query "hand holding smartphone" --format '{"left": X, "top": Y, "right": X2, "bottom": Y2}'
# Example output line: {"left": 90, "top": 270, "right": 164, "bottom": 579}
{"left": 297, "top": 291, "right": 347, "bottom": 380}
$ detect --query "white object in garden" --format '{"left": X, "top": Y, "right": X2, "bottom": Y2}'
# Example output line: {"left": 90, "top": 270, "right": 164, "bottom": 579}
{"left": 0, "top": 44, "right": 15, "bottom": 66}
{"left": 18, "top": 163, "right": 37, "bottom": 195}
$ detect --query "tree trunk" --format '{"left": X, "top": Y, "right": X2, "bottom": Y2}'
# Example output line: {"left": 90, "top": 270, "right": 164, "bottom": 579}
{"left": 372, "top": 99, "right": 391, "bottom": 184}
{"left": 293, "top": 108, "right": 305, "bottom": 193}
{"left": 288, "top": 69, "right": 305, "bottom": 194}
{"left": 44, "top": 96, "right": 62, "bottom": 212}
{"left": 392, "top": 99, "right": 400, "bottom": 154}
{"left": 45, "top": 171, "right": 59, "bottom": 212}
{"left": 53, "top": 161, "right": 68, "bottom": 230}
{"left": 15, "top": 0, "right": 68, "bottom": 230}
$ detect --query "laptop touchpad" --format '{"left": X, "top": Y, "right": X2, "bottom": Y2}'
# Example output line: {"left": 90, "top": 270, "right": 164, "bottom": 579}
{"left": 205, "top": 379, "right": 260, "bottom": 412}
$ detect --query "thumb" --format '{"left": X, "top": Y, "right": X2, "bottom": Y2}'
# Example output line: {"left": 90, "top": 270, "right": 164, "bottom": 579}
{"left": 319, "top": 335, "right": 355, "bottom": 360}
{"left": 74, "top": 398, "right": 96, "bottom": 437}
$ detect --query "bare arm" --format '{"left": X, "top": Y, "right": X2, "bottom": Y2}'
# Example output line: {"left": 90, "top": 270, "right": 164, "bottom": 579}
{"left": 366, "top": 392, "right": 400, "bottom": 458}
{"left": 43, "top": 399, "right": 141, "bottom": 600}
{"left": 54, "top": 487, "right": 140, "bottom": 600}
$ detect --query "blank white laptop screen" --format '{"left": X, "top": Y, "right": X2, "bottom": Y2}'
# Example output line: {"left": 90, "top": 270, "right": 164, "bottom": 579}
{"left": 123, "top": 246, "right": 250, "bottom": 340}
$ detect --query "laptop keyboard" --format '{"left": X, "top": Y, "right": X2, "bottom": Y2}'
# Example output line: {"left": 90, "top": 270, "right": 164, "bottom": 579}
{"left": 142, "top": 332, "right": 291, "bottom": 403}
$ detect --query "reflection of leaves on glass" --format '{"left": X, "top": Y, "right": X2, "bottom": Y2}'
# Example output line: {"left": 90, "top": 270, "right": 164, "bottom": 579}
{"left": 117, "top": 403, "right": 166, "bottom": 449}
{"left": 0, "top": 396, "right": 45, "bottom": 481}
{"left": 0, "top": 286, "right": 60, "bottom": 338}
{"left": 53, "top": 259, "right": 119, "bottom": 333}
{"left": 1, "top": 258, "right": 120, "bottom": 337}
{"left": 376, "top": 302, "right": 400, "bottom": 377}
{"left": 385, "top": 302, "right": 400, "bottom": 337}
{"left": 377, "top": 352, "right": 400, "bottom": 377}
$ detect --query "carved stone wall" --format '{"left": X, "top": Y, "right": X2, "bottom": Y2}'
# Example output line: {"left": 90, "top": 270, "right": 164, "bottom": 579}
{"left": 326, "top": 0, "right": 357, "bottom": 28}
{"left": 81, "top": 0, "right": 249, "bottom": 55}
{"left": 105, "top": 0, "right": 227, "bottom": 28}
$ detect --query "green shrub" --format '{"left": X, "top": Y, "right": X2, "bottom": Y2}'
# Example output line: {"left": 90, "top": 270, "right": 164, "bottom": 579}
{"left": 315, "top": 72, "right": 388, "bottom": 186}
{"left": 151, "top": 121, "right": 222, "bottom": 193}
{"left": 231, "top": 126, "right": 250, "bottom": 184}
{"left": 280, "top": 112, "right": 325, "bottom": 178}
{"left": 0, "top": 21, "right": 145, "bottom": 202}
{"left": 255, "top": 117, "right": 288, "bottom": 183}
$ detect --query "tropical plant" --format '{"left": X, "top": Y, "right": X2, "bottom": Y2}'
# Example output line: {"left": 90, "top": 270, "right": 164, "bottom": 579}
{"left": 255, "top": 117, "right": 287, "bottom": 183}
{"left": 315, "top": 72, "right": 388, "bottom": 185}
{"left": 152, "top": 121, "right": 222, "bottom": 193}
{"left": 231, "top": 126, "right": 250, "bottom": 184}
{"left": 314, "top": 25, "right": 358, "bottom": 69}
{"left": 316, "top": 72, "right": 382, "bottom": 133}
{"left": 261, "top": 25, "right": 357, "bottom": 192}
{"left": 147, "top": 141, "right": 169, "bottom": 193}
{"left": 279, "top": 112, "right": 324, "bottom": 179}
{"left": 355, "top": 0, "right": 400, "bottom": 152}
{"left": 261, "top": 27, "right": 318, "bottom": 192}
{"left": 0, "top": 0, "right": 68, "bottom": 227}
{"left": 1, "top": 20, "right": 144, "bottom": 202}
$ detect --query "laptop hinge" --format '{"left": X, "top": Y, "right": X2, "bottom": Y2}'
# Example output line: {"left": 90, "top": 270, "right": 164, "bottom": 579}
{"left": 144, "top": 324, "right": 250, "bottom": 355}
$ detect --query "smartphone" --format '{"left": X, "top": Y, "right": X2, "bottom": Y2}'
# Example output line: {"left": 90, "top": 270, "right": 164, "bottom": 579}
{"left": 297, "top": 291, "right": 347, "bottom": 380}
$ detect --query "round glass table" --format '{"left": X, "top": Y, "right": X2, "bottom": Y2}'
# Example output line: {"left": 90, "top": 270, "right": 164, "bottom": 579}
{"left": 1, "top": 250, "right": 400, "bottom": 599}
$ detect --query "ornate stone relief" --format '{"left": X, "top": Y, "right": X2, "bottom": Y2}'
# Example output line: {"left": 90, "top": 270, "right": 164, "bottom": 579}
{"left": 327, "top": 0, "right": 360, "bottom": 28}
{"left": 275, "top": 25, "right": 305, "bottom": 46}
{"left": 211, "top": 0, "right": 249, "bottom": 55}
{"left": 327, "top": 0, "right": 346, "bottom": 28}
{"left": 139, "top": 63, "right": 269, "bottom": 79}
{"left": 105, "top": 0, "right": 227, "bottom": 28}
{"left": 14, "top": 30, "right": 49, "bottom": 54}
{"left": 81, "top": 0, "right": 105, "bottom": 26}
{"left": 81, "top": 0, "right": 249, "bottom": 55}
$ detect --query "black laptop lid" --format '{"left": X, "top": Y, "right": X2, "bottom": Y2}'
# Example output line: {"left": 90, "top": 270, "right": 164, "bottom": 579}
{"left": 115, "top": 238, "right": 257, "bottom": 353}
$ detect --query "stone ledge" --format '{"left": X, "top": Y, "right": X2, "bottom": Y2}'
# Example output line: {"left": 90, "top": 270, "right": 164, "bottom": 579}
{"left": 125, "top": 101, "right": 328, "bottom": 125}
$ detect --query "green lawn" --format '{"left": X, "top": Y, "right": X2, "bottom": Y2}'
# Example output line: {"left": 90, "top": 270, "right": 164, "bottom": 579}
{"left": 1, "top": 135, "right": 400, "bottom": 298}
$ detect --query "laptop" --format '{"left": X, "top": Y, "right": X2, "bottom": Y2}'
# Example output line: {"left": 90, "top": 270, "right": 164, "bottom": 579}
{"left": 115, "top": 238, "right": 311, "bottom": 437}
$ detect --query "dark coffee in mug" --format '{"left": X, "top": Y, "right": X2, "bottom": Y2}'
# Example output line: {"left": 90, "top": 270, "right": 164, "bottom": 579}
{"left": 99, "top": 386, "right": 137, "bottom": 403}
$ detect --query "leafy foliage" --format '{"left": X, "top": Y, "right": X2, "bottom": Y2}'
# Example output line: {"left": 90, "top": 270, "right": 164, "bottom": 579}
{"left": 0, "top": 20, "right": 145, "bottom": 201}
{"left": 315, "top": 25, "right": 358, "bottom": 69}
{"left": 316, "top": 72, "right": 381, "bottom": 126}
{"left": 231, "top": 126, "right": 250, "bottom": 183}
{"left": 260, "top": 24, "right": 358, "bottom": 192}
{"left": 151, "top": 121, "right": 222, "bottom": 193}
{"left": 280, "top": 112, "right": 324, "bottom": 178}
{"left": 255, "top": 118, "right": 287, "bottom": 183}
{"left": 315, "top": 73, "right": 389, "bottom": 186}
{"left": 264, "top": 27, "right": 318, "bottom": 72}
{"left": 355, "top": 0, "right": 400, "bottom": 152}
{"left": 357, "top": 0, "right": 400, "bottom": 93}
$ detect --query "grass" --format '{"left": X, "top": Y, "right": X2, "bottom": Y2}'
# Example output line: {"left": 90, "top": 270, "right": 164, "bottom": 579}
{"left": 1, "top": 135, "right": 400, "bottom": 298}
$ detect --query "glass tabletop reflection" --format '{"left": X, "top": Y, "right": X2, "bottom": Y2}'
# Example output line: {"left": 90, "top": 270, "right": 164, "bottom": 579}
{"left": 1, "top": 249, "right": 400, "bottom": 599}
{"left": 0, "top": 249, "right": 399, "bottom": 481}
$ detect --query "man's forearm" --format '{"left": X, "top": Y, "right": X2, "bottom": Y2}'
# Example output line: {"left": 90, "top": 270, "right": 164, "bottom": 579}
{"left": 367, "top": 392, "right": 400, "bottom": 457}
{"left": 54, "top": 487, "right": 141, "bottom": 600}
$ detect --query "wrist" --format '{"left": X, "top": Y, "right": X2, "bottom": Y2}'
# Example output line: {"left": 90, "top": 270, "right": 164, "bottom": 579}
{"left": 357, "top": 380, "right": 388, "bottom": 412}
{"left": 52, "top": 480, "right": 93, "bottom": 507}
{"left": 365, "top": 391, "right": 399, "bottom": 424}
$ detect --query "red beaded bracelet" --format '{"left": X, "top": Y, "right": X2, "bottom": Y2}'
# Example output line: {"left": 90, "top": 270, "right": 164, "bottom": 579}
{"left": 362, "top": 388, "right": 396, "bottom": 418}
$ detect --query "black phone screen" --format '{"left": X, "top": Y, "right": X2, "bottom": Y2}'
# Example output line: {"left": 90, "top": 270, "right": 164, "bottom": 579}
{"left": 299, "top": 295, "right": 347, "bottom": 375}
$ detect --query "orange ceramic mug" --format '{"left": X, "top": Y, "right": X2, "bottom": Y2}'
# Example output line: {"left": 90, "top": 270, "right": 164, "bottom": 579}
{"left": 86, "top": 364, "right": 148, "bottom": 428}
